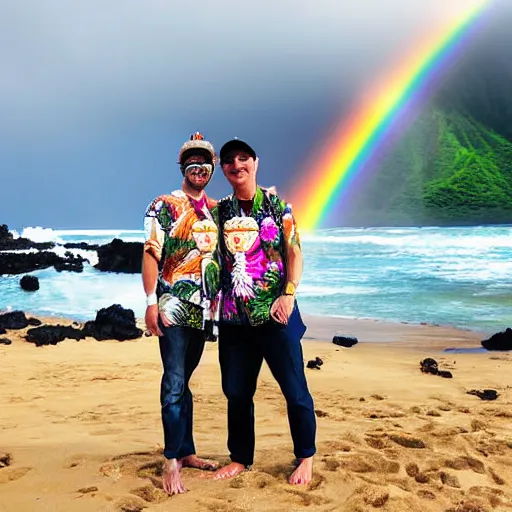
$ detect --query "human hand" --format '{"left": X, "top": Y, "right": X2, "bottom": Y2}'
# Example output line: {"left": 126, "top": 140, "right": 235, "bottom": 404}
{"left": 159, "top": 310, "right": 174, "bottom": 328}
{"left": 270, "top": 295, "right": 295, "bottom": 325}
{"left": 145, "top": 304, "right": 163, "bottom": 336}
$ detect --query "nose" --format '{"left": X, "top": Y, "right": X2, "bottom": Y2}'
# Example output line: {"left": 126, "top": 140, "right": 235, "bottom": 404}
{"left": 233, "top": 157, "right": 245, "bottom": 170}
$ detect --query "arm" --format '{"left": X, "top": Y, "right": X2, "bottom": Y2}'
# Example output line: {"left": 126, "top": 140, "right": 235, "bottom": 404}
{"left": 285, "top": 238, "right": 302, "bottom": 290}
{"left": 270, "top": 202, "right": 302, "bottom": 324}
{"left": 142, "top": 202, "right": 166, "bottom": 336}
{"left": 142, "top": 250, "right": 159, "bottom": 296}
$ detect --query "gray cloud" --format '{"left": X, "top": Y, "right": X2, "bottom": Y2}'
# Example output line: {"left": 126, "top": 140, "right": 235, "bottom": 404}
{"left": 0, "top": 1, "right": 470, "bottom": 138}
{"left": 0, "top": 0, "right": 505, "bottom": 229}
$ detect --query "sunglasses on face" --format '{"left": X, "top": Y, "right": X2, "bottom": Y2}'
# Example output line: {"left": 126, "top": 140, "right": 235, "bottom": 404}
{"left": 183, "top": 163, "right": 213, "bottom": 177}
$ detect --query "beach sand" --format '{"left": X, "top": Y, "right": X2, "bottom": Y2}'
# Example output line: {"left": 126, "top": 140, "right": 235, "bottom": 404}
{"left": 1, "top": 315, "right": 511, "bottom": 511}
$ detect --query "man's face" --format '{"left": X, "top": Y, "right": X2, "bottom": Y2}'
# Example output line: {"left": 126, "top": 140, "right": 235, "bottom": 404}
{"left": 182, "top": 154, "right": 213, "bottom": 191}
{"left": 221, "top": 151, "right": 257, "bottom": 189}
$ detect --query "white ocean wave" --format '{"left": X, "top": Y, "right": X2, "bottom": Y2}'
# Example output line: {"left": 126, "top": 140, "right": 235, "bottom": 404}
{"left": 20, "top": 226, "right": 65, "bottom": 244}
{"left": 302, "top": 232, "right": 512, "bottom": 249}
{"left": 298, "top": 284, "right": 379, "bottom": 297}
{"left": 53, "top": 229, "right": 142, "bottom": 237}
{"left": 50, "top": 246, "right": 99, "bottom": 267}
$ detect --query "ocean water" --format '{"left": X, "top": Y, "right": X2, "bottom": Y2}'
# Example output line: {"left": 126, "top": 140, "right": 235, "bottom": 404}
{"left": 1, "top": 225, "right": 511, "bottom": 335}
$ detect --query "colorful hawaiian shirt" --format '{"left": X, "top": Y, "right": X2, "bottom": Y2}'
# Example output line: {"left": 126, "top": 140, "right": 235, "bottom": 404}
{"left": 214, "top": 187, "right": 301, "bottom": 327}
{"left": 143, "top": 190, "right": 220, "bottom": 330}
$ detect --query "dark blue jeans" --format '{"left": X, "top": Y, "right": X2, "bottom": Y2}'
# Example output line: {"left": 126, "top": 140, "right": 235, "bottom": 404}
{"left": 158, "top": 325, "right": 205, "bottom": 460}
{"left": 218, "top": 307, "right": 316, "bottom": 467}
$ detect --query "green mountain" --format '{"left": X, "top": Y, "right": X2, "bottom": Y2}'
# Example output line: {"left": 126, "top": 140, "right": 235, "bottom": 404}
{"left": 335, "top": 6, "right": 512, "bottom": 227}
{"left": 341, "top": 106, "right": 512, "bottom": 227}
{"left": 338, "top": 15, "right": 512, "bottom": 226}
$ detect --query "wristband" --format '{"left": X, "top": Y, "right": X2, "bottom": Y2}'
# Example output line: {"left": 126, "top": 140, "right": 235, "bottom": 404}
{"left": 146, "top": 292, "right": 158, "bottom": 306}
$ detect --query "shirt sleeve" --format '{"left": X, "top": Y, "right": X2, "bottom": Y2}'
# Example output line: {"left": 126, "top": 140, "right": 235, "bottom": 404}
{"left": 143, "top": 197, "right": 166, "bottom": 261}
{"left": 281, "top": 201, "right": 301, "bottom": 248}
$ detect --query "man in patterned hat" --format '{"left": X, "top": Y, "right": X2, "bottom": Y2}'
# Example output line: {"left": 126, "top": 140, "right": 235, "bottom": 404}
{"left": 211, "top": 138, "right": 317, "bottom": 485}
{"left": 142, "top": 132, "right": 220, "bottom": 495}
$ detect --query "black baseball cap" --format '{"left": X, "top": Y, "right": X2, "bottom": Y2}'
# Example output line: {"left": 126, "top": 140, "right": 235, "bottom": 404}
{"left": 219, "top": 138, "right": 257, "bottom": 163}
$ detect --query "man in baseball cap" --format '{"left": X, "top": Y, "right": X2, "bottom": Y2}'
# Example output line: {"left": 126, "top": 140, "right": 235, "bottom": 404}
{"left": 212, "top": 137, "right": 317, "bottom": 486}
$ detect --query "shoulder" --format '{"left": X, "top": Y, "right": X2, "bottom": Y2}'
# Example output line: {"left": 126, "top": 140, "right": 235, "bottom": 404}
{"left": 217, "top": 194, "right": 234, "bottom": 207}
{"left": 144, "top": 193, "right": 181, "bottom": 217}
{"left": 262, "top": 187, "right": 287, "bottom": 213}
{"left": 206, "top": 196, "right": 218, "bottom": 209}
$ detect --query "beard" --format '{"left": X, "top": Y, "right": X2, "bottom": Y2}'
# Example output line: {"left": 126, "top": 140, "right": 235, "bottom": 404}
{"left": 185, "top": 174, "right": 211, "bottom": 192}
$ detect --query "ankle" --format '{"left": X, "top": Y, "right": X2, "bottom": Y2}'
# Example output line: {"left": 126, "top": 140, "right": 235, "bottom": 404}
{"left": 164, "top": 458, "right": 180, "bottom": 471}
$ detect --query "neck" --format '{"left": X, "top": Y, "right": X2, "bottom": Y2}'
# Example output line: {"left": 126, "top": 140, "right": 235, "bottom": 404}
{"left": 234, "top": 182, "right": 257, "bottom": 201}
{"left": 182, "top": 180, "right": 204, "bottom": 200}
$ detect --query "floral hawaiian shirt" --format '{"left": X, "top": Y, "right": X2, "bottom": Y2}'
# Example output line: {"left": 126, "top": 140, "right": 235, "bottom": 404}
{"left": 214, "top": 187, "right": 301, "bottom": 327}
{"left": 143, "top": 190, "right": 220, "bottom": 330}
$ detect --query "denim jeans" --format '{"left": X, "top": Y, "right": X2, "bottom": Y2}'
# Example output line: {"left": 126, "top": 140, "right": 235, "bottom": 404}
{"left": 158, "top": 324, "right": 205, "bottom": 460}
{"left": 218, "top": 306, "right": 316, "bottom": 466}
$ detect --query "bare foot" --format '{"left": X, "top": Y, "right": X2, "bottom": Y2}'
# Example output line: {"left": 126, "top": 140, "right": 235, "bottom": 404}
{"left": 212, "top": 462, "right": 246, "bottom": 480}
{"left": 289, "top": 456, "right": 313, "bottom": 485}
{"left": 180, "top": 454, "right": 219, "bottom": 471}
{"left": 162, "top": 458, "right": 186, "bottom": 495}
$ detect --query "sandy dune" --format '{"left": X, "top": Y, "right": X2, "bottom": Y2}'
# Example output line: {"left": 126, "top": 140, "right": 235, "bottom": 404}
{"left": 1, "top": 316, "right": 511, "bottom": 511}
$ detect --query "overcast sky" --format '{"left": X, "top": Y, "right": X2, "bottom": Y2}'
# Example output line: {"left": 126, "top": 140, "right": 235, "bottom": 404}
{"left": 0, "top": 0, "right": 508, "bottom": 230}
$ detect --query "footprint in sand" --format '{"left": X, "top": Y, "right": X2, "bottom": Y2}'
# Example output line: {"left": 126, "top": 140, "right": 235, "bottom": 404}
{"left": 115, "top": 495, "right": 148, "bottom": 512}
{"left": 198, "top": 498, "right": 246, "bottom": 512}
{"left": 345, "top": 485, "right": 390, "bottom": 509}
{"left": 0, "top": 466, "right": 32, "bottom": 484}
{"left": 91, "top": 428, "right": 124, "bottom": 436}
{"left": 0, "top": 453, "right": 32, "bottom": 483}
{"left": 77, "top": 486, "right": 98, "bottom": 494}
{"left": 228, "top": 471, "right": 277, "bottom": 490}
{"left": 283, "top": 487, "right": 331, "bottom": 507}
{"left": 130, "top": 485, "right": 168, "bottom": 504}
{"left": 443, "top": 456, "right": 486, "bottom": 474}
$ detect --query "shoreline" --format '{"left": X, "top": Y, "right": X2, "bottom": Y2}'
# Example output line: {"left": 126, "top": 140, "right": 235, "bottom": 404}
{"left": 1, "top": 308, "right": 492, "bottom": 345}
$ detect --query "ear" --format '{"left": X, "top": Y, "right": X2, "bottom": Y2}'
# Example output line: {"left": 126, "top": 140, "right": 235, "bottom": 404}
{"left": 254, "top": 157, "right": 259, "bottom": 173}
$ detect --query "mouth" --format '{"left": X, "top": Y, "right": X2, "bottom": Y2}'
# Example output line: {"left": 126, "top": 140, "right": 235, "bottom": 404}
{"left": 191, "top": 173, "right": 209, "bottom": 180}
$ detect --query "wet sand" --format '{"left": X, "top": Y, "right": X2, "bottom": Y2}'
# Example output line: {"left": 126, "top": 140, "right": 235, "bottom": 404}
{"left": 0, "top": 315, "right": 511, "bottom": 511}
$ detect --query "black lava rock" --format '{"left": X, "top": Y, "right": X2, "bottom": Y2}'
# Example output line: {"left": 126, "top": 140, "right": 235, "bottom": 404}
{"left": 63, "top": 242, "right": 100, "bottom": 250}
{"left": 25, "top": 325, "right": 87, "bottom": 346}
{"left": 467, "top": 389, "right": 499, "bottom": 401}
{"left": 333, "top": 336, "right": 358, "bottom": 348}
{"left": 0, "top": 338, "right": 12, "bottom": 345}
{"left": 20, "top": 275, "right": 39, "bottom": 291}
{"left": 25, "top": 305, "right": 143, "bottom": 346}
{"left": 95, "top": 238, "right": 143, "bottom": 274}
{"left": 481, "top": 328, "right": 512, "bottom": 351}
{"left": 82, "top": 304, "right": 143, "bottom": 341}
{"left": 0, "top": 311, "right": 30, "bottom": 330}
{"left": 0, "top": 251, "right": 87, "bottom": 275}
{"left": 420, "top": 358, "right": 454, "bottom": 379}
{"left": 54, "top": 252, "right": 85, "bottom": 272}
{"left": 420, "top": 358, "right": 439, "bottom": 375}
{"left": 0, "top": 224, "right": 55, "bottom": 251}
{"left": 306, "top": 357, "right": 324, "bottom": 370}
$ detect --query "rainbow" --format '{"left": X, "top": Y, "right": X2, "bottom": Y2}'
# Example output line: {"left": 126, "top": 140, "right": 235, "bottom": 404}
{"left": 292, "top": 0, "right": 493, "bottom": 232}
